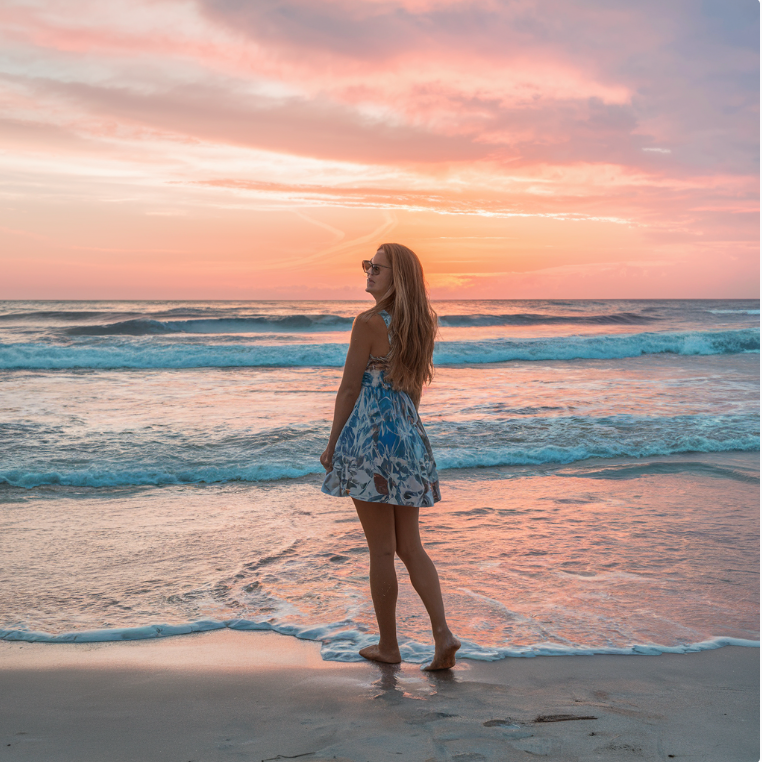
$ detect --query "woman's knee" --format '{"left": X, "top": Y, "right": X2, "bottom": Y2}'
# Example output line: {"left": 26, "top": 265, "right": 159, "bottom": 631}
{"left": 369, "top": 545, "right": 396, "bottom": 565}
{"left": 396, "top": 542, "right": 425, "bottom": 566}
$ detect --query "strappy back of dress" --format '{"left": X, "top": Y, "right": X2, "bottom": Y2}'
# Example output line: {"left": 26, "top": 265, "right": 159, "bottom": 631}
{"left": 366, "top": 309, "right": 393, "bottom": 372}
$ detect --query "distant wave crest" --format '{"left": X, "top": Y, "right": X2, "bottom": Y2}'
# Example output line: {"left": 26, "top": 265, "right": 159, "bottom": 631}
{"left": 438, "top": 311, "right": 660, "bottom": 327}
{"left": 0, "top": 310, "right": 115, "bottom": 321}
{"left": 61, "top": 310, "right": 662, "bottom": 335}
{"left": 65, "top": 315, "right": 355, "bottom": 335}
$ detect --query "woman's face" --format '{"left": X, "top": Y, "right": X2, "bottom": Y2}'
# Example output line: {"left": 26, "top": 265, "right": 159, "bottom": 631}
{"left": 365, "top": 248, "right": 394, "bottom": 301}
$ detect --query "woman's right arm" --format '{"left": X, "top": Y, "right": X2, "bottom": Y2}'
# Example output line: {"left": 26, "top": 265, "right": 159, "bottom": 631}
{"left": 320, "top": 317, "right": 374, "bottom": 470}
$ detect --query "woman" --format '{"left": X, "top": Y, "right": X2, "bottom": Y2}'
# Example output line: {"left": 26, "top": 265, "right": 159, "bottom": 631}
{"left": 320, "top": 243, "right": 460, "bottom": 671}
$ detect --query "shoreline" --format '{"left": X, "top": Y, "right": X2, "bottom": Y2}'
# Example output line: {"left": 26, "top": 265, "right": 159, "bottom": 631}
{"left": 2, "top": 618, "right": 759, "bottom": 658}
{"left": 1, "top": 629, "right": 758, "bottom": 761}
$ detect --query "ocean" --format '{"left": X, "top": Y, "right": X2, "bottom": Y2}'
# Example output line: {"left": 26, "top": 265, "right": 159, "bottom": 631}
{"left": 0, "top": 298, "right": 758, "bottom": 662}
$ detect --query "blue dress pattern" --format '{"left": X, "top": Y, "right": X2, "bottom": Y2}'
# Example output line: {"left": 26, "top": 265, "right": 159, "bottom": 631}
{"left": 321, "top": 310, "right": 441, "bottom": 508}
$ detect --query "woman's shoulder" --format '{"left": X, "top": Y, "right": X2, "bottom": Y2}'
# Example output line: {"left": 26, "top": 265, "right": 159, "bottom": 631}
{"left": 355, "top": 309, "right": 390, "bottom": 328}
{"left": 350, "top": 311, "right": 386, "bottom": 343}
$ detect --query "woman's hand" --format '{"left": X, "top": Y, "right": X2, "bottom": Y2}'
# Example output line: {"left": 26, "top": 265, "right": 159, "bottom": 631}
{"left": 320, "top": 444, "right": 335, "bottom": 472}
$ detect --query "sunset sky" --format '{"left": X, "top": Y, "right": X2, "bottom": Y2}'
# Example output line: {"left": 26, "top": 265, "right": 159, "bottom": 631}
{"left": 1, "top": 0, "right": 759, "bottom": 299}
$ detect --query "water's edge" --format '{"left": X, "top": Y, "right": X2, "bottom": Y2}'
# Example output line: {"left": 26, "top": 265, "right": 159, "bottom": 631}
{"left": 2, "top": 619, "right": 758, "bottom": 664}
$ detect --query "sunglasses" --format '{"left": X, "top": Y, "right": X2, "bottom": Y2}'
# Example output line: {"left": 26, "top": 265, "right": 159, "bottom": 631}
{"left": 362, "top": 260, "right": 392, "bottom": 276}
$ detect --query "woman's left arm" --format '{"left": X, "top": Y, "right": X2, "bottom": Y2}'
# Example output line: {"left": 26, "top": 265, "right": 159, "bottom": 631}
{"left": 320, "top": 317, "right": 374, "bottom": 471}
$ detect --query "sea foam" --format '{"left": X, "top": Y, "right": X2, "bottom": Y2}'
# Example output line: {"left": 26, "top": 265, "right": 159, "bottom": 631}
{"left": 0, "top": 619, "right": 757, "bottom": 662}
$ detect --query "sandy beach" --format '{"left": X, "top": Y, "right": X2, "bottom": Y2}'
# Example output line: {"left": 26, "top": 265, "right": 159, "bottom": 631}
{"left": 0, "top": 630, "right": 757, "bottom": 762}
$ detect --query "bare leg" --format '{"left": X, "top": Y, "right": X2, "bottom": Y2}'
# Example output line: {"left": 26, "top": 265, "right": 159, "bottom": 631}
{"left": 353, "top": 499, "right": 401, "bottom": 664}
{"left": 394, "top": 506, "right": 460, "bottom": 670}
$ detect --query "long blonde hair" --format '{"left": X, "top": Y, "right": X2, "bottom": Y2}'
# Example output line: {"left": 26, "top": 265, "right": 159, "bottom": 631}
{"left": 360, "top": 243, "right": 438, "bottom": 397}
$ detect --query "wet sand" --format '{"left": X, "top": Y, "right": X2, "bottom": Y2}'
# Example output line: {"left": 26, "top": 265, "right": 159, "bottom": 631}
{"left": 0, "top": 630, "right": 757, "bottom": 761}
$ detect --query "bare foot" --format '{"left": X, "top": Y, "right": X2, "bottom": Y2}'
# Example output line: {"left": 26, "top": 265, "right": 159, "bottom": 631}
{"left": 422, "top": 635, "right": 461, "bottom": 671}
{"left": 359, "top": 643, "right": 402, "bottom": 664}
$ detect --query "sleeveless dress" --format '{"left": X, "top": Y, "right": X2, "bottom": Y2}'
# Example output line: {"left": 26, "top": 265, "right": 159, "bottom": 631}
{"left": 321, "top": 309, "right": 441, "bottom": 508}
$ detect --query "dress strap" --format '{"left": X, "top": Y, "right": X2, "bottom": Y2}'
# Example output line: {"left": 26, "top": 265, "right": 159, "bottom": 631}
{"left": 367, "top": 310, "right": 393, "bottom": 366}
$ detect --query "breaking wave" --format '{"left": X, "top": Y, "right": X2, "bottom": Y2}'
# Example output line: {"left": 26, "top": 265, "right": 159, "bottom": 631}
{"left": 1, "top": 328, "right": 757, "bottom": 369}
{"left": 2, "top": 412, "right": 757, "bottom": 488}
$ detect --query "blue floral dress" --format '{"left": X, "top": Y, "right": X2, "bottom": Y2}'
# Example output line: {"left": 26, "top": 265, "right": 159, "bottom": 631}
{"left": 322, "top": 309, "right": 441, "bottom": 507}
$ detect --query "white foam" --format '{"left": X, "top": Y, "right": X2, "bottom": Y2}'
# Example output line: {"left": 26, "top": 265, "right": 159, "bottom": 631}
{"left": 707, "top": 309, "right": 760, "bottom": 315}
{"left": 1, "top": 620, "right": 757, "bottom": 662}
